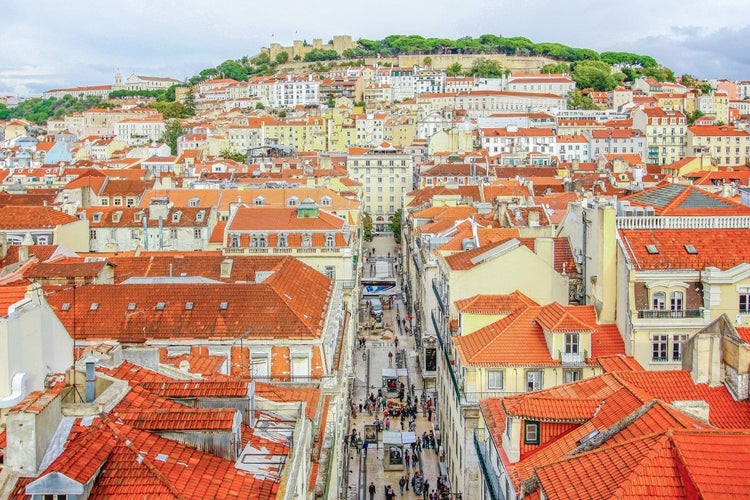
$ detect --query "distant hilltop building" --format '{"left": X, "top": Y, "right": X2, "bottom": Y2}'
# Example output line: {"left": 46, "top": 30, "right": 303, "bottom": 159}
{"left": 43, "top": 85, "right": 112, "bottom": 99}
{"left": 42, "top": 71, "right": 181, "bottom": 100}
{"left": 112, "top": 70, "right": 182, "bottom": 91}
{"left": 262, "top": 35, "right": 356, "bottom": 61}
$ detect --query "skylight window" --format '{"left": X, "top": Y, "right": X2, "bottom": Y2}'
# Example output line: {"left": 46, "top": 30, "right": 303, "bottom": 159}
{"left": 684, "top": 244, "right": 698, "bottom": 255}
{"left": 219, "top": 301, "right": 228, "bottom": 310}
{"left": 90, "top": 303, "right": 99, "bottom": 311}
{"left": 61, "top": 303, "right": 71, "bottom": 311}
{"left": 156, "top": 302, "right": 166, "bottom": 310}
{"left": 185, "top": 302, "right": 194, "bottom": 310}
{"left": 127, "top": 302, "right": 137, "bottom": 311}
{"left": 645, "top": 244, "right": 659, "bottom": 254}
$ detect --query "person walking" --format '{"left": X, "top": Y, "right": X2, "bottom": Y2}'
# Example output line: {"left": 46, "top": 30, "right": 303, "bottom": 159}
{"left": 362, "top": 439, "right": 368, "bottom": 457}
{"left": 369, "top": 482, "right": 376, "bottom": 500}
{"left": 405, "top": 449, "right": 411, "bottom": 469}
{"left": 399, "top": 476, "right": 406, "bottom": 495}
{"left": 388, "top": 351, "right": 393, "bottom": 367}
{"left": 422, "top": 480, "right": 430, "bottom": 499}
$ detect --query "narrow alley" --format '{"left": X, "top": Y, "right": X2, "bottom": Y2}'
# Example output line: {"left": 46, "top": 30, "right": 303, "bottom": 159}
{"left": 345, "top": 235, "right": 445, "bottom": 500}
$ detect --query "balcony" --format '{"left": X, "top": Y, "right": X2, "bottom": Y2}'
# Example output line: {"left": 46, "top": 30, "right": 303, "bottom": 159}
{"left": 636, "top": 309, "right": 703, "bottom": 319}
{"left": 559, "top": 350, "right": 587, "bottom": 365}
{"left": 474, "top": 428, "right": 503, "bottom": 500}
{"left": 432, "top": 278, "right": 448, "bottom": 315}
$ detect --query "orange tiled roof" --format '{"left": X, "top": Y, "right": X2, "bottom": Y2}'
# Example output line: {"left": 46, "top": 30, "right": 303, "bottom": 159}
{"left": 46, "top": 258, "right": 331, "bottom": 341}
{"left": 116, "top": 407, "right": 238, "bottom": 431}
{"left": 619, "top": 228, "right": 750, "bottom": 271}
{"left": 30, "top": 417, "right": 281, "bottom": 498}
{"left": 0, "top": 206, "right": 80, "bottom": 229}
{"left": 0, "top": 285, "right": 29, "bottom": 317}
{"left": 454, "top": 291, "right": 536, "bottom": 315}
{"left": 503, "top": 396, "right": 603, "bottom": 422}
{"left": 228, "top": 206, "right": 345, "bottom": 232}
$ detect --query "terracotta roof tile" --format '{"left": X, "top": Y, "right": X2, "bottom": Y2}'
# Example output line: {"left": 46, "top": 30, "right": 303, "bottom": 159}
{"left": 0, "top": 206, "right": 80, "bottom": 229}
{"left": 45, "top": 258, "right": 331, "bottom": 341}
{"left": 619, "top": 228, "right": 750, "bottom": 271}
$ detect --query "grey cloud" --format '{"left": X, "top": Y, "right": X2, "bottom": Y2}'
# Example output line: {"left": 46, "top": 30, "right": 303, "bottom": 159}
{"left": 626, "top": 25, "right": 750, "bottom": 80}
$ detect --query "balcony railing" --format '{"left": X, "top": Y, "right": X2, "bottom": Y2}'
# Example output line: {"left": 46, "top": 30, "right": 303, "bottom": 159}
{"left": 474, "top": 428, "right": 502, "bottom": 500}
{"left": 443, "top": 348, "right": 461, "bottom": 402}
{"left": 431, "top": 309, "right": 445, "bottom": 350}
{"left": 559, "top": 350, "right": 587, "bottom": 365}
{"left": 636, "top": 309, "right": 703, "bottom": 319}
{"left": 432, "top": 278, "right": 447, "bottom": 315}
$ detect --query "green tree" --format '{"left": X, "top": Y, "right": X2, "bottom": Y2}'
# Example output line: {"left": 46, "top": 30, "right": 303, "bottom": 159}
{"left": 686, "top": 109, "right": 705, "bottom": 125}
{"left": 0, "top": 104, "right": 10, "bottom": 120}
{"left": 541, "top": 62, "right": 570, "bottom": 74}
{"left": 470, "top": 58, "right": 503, "bottom": 78}
{"left": 153, "top": 101, "right": 192, "bottom": 119}
{"left": 303, "top": 49, "right": 339, "bottom": 62}
{"left": 423, "top": 56, "right": 432, "bottom": 68}
{"left": 567, "top": 89, "right": 598, "bottom": 110}
{"left": 571, "top": 60, "right": 617, "bottom": 91}
{"left": 218, "top": 60, "right": 248, "bottom": 81}
{"left": 255, "top": 102, "right": 265, "bottom": 110}
{"left": 220, "top": 149, "right": 247, "bottom": 162}
{"left": 446, "top": 62, "right": 462, "bottom": 76}
{"left": 363, "top": 212, "right": 373, "bottom": 242}
{"left": 184, "top": 86, "right": 196, "bottom": 115}
{"left": 160, "top": 119, "right": 184, "bottom": 155}
{"left": 389, "top": 209, "right": 402, "bottom": 244}
{"left": 275, "top": 51, "right": 289, "bottom": 64}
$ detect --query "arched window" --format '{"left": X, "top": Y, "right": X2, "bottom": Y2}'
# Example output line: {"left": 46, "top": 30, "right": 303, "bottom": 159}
{"left": 278, "top": 233, "right": 288, "bottom": 248}
{"left": 652, "top": 291, "right": 666, "bottom": 310}
{"left": 670, "top": 291, "right": 683, "bottom": 311}
{"left": 301, "top": 233, "right": 312, "bottom": 247}
{"left": 325, "top": 233, "right": 335, "bottom": 247}
{"left": 254, "top": 196, "right": 264, "bottom": 206}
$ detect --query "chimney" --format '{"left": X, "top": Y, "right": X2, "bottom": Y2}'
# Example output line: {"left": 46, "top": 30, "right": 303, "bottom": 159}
{"left": 5, "top": 390, "right": 63, "bottom": 476}
{"left": 19, "top": 245, "right": 29, "bottom": 263}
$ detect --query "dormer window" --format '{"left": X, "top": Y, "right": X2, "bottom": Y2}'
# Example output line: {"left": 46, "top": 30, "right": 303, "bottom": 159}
{"left": 251, "top": 234, "right": 268, "bottom": 247}
{"left": 93, "top": 212, "right": 103, "bottom": 223}
{"left": 188, "top": 197, "right": 200, "bottom": 207}
{"left": 320, "top": 196, "right": 332, "bottom": 206}
{"left": 229, "top": 234, "right": 240, "bottom": 248}
{"left": 278, "top": 233, "right": 288, "bottom": 248}
{"left": 301, "top": 233, "right": 312, "bottom": 247}
{"left": 134, "top": 212, "right": 143, "bottom": 223}
{"left": 172, "top": 211, "right": 182, "bottom": 223}
{"left": 564, "top": 333, "right": 579, "bottom": 354}
{"left": 112, "top": 211, "right": 122, "bottom": 223}
{"left": 524, "top": 421, "right": 540, "bottom": 445}
{"left": 325, "top": 233, "right": 335, "bottom": 247}
{"left": 254, "top": 196, "right": 265, "bottom": 206}
{"left": 196, "top": 210, "right": 205, "bottom": 222}
{"left": 287, "top": 196, "right": 298, "bottom": 207}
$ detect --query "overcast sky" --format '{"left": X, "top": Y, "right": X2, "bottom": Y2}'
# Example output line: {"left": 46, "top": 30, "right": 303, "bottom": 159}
{"left": 1, "top": 0, "right": 749, "bottom": 97}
